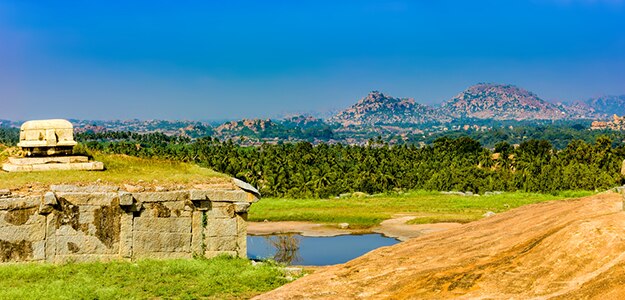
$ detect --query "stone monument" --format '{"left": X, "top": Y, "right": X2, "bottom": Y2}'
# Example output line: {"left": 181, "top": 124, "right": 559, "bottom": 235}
{"left": 2, "top": 119, "right": 104, "bottom": 172}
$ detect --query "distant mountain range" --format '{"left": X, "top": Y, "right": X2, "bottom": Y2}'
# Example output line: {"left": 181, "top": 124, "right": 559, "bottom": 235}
{"left": 328, "top": 83, "right": 623, "bottom": 126}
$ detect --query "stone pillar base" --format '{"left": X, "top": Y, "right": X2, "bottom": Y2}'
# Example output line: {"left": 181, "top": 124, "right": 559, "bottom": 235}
{"left": 2, "top": 156, "right": 104, "bottom": 172}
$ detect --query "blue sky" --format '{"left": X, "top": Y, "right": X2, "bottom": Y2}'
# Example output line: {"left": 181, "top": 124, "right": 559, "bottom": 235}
{"left": 1, "top": 0, "right": 624, "bottom": 120}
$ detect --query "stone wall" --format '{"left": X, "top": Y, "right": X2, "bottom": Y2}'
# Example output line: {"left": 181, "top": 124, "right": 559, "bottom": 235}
{"left": 0, "top": 181, "right": 259, "bottom": 263}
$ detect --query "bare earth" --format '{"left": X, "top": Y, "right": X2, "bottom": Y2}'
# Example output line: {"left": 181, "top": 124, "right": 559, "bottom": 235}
{"left": 256, "top": 192, "right": 625, "bottom": 299}
{"left": 248, "top": 217, "right": 461, "bottom": 241}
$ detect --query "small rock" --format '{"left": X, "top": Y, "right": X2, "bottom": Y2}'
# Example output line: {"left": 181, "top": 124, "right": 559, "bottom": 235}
{"left": 465, "top": 191, "right": 473, "bottom": 196}
{"left": 123, "top": 184, "right": 145, "bottom": 193}
{"left": 483, "top": 211, "right": 496, "bottom": 218}
{"left": 338, "top": 223, "right": 350, "bottom": 229}
{"left": 263, "top": 219, "right": 269, "bottom": 222}
{"left": 284, "top": 267, "right": 303, "bottom": 277}
{"left": 155, "top": 186, "right": 167, "bottom": 192}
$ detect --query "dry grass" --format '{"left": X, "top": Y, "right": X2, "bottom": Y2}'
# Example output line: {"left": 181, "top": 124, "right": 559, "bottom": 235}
{"left": 0, "top": 146, "right": 228, "bottom": 191}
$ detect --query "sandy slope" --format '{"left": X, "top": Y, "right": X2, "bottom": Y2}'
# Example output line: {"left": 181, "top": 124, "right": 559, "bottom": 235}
{"left": 256, "top": 192, "right": 625, "bottom": 299}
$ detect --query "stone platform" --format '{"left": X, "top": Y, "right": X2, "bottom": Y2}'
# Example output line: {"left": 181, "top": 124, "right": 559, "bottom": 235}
{"left": 0, "top": 180, "right": 260, "bottom": 263}
{"left": 2, "top": 156, "right": 104, "bottom": 172}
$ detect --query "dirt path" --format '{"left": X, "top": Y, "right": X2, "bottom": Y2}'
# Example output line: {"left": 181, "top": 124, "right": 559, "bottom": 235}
{"left": 256, "top": 192, "right": 625, "bottom": 299}
{"left": 248, "top": 215, "right": 462, "bottom": 241}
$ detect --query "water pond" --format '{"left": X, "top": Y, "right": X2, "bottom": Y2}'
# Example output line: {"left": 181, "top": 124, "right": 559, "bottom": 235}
{"left": 247, "top": 233, "right": 400, "bottom": 266}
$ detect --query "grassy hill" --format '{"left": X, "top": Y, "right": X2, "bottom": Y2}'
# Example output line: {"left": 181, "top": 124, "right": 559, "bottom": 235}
{"left": 0, "top": 145, "right": 229, "bottom": 191}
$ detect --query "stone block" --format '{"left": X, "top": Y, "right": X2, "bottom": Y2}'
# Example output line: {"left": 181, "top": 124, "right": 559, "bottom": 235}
{"left": 39, "top": 192, "right": 57, "bottom": 215}
{"left": 205, "top": 236, "right": 237, "bottom": 251}
{"left": 118, "top": 191, "right": 134, "bottom": 206}
{"left": 134, "top": 217, "right": 192, "bottom": 233}
{"left": 0, "top": 215, "right": 46, "bottom": 241}
{"left": 9, "top": 156, "right": 88, "bottom": 165}
{"left": 51, "top": 185, "right": 119, "bottom": 193}
{"left": 205, "top": 218, "right": 237, "bottom": 237}
{"left": 0, "top": 189, "right": 10, "bottom": 197}
{"left": 55, "top": 235, "right": 115, "bottom": 255}
{"left": 206, "top": 203, "right": 234, "bottom": 218}
{"left": 0, "top": 196, "right": 40, "bottom": 210}
{"left": 191, "top": 211, "right": 204, "bottom": 255}
{"left": 133, "top": 191, "right": 189, "bottom": 203}
{"left": 119, "top": 212, "right": 133, "bottom": 258}
{"left": 190, "top": 189, "right": 258, "bottom": 203}
{"left": 133, "top": 232, "right": 192, "bottom": 253}
{"left": 232, "top": 178, "right": 261, "bottom": 197}
{"left": 55, "top": 193, "right": 117, "bottom": 206}
{"left": 233, "top": 202, "right": 251, "bottom": 213}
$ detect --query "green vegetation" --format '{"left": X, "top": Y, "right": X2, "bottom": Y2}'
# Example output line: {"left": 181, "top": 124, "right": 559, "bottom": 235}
{"left": 248, "top": 190, "right": 595, "bottom": 227}
{"left": 0, "top": 150, "right": 226, "bottom": 190}
{"left": 77, "top": 132, "right": 625, "bottom": 198}
{"left": 0, "top": 256, "right": 288, "bottom": 300}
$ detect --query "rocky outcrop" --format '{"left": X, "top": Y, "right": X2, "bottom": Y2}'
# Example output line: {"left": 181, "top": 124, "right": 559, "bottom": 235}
{"left": 329, "top": 91, "right": 450, "bottom": 126}
{"left": 0, "top": 181, "right": 259, "bottom": 263}
{"left": 441, "top": 83, "right": 569, "bottom": 120}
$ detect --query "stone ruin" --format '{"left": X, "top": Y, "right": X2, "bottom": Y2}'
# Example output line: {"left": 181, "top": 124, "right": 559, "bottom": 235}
{"left": 2, "top": 119, "right": 104, "bottom": 172}
{"left": 0, "top": 179, "right": 260, "bottom": 263}
{"left": 1, "top": 119, "right": 262, "bottom": 263}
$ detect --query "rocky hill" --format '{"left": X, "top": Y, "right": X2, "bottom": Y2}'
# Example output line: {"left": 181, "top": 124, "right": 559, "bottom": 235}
{"left": 215, "top": 119, "right": 280, "bottom": 135}
{"left": 258, "top": 192, "right": 625, "bottom": 299}
{"left": 329, "top": 91, "right": 449, "bottom": 126}
{"left": 441, "top": 83, "right": 569, "bottom": 120}
{"left": 579, "top": 95, "right": 625, "bottom": 117}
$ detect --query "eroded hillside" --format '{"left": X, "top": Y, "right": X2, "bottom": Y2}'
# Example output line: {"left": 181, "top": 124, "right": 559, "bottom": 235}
{"left": 258, "top": 192, "right": 625, "bottom": 299}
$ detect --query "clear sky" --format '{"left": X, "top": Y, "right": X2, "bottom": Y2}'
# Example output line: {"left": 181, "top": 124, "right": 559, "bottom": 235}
{"left": 1, "top": 0, "right": 624, "bottom": 120}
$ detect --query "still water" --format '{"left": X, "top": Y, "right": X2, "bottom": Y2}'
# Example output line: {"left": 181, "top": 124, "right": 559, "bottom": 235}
{"left": 247, "top": 233, "right": 400, "bottom": 266}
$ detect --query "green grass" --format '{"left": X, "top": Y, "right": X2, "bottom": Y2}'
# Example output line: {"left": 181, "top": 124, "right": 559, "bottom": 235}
{"left": 0, "top": 256, "right": 288, "bottom": 300}
{"left": 248, "top": 190, "right": 596, "bottom": 228}
{"left": 0, "top": 147, "right": 227, "bottom": 190}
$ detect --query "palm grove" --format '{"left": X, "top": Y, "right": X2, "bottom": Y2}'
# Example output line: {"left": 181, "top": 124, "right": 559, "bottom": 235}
{"left": 1, "top": 127, "right": 623, "bottom": 198}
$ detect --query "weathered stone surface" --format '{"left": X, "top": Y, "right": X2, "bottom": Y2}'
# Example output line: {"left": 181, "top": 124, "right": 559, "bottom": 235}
{"left": 43, "top": 192, "right": 58, "bottom": 206}
{"left": 232, "top": 178, "right": 261, "bottom": 197}
{"left": 205, "top": 236, "right": 237, "bottom": 251}
{"left": 133, "top": 232, "right": 192, "bottom": 253}
{"left": 0, "top": 197, "right": 40, "bottom": 210}
{"left": 205, "top": 218, "right": 237, "bottom": 237}
{"left": 133, "top": 191, "right": 189, "bottom": 203}
{"left": 9, "top": 156, "right": 88, "bottom": 165}
{"left": 0, "top": 190, "right": 10, "bottom": 197}
{"left": 190, "top": 189, "right": 258, "bottom": 203}
{"left": 119, "top": 212, "right": 133, "bottom": 258}
{"left": 134, "top": 217, "right": 192, "bottom": 233}
{"left": 236, "top": 213, "right": 248, "bottom": 258}
{"left": 118, "top": 191, "right": 134, "bottom": 206}
{"left": 123, "top": 184, "right": 145, "bottom": 193}
{"left": 206, "top": 203, "right": 235, "bottom": 218}
{"left": 55, "top": 193, "right": 117, "bottom": 206}
{"left": 3, "top": 162, "right": 105, "bottom": 172}
{"left": 191, "top": 211, "right": 204, "bottom": 255}
{"left": 0, "top": 183, "right": 257, "bottom": 263}
{"left": 233, "top": 202, "right": 251, "bottom": 213}
{"left": 52, "top": 185, "right": 119, "bottom": 193}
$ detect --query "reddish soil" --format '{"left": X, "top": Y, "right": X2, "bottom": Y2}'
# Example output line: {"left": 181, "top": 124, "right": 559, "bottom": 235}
{"left": 257, "top": 192, "right": 625, "bottom": 299}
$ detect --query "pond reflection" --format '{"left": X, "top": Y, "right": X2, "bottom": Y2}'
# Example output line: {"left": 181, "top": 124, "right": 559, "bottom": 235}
{"left": 264, "top": 234, "right": 302, "bottom": 264}
{"left": 248, "top": 233, "right": 399, "bottom": 266}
